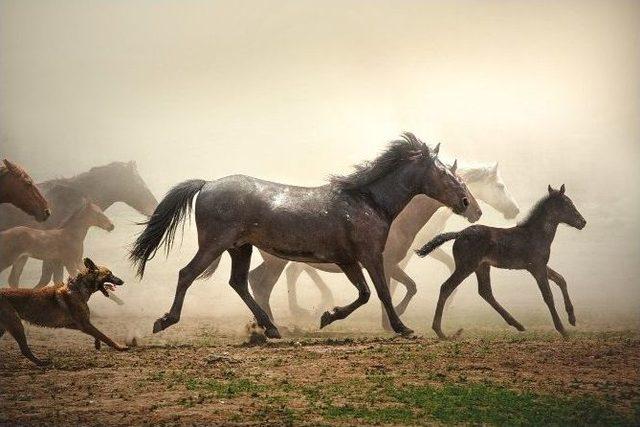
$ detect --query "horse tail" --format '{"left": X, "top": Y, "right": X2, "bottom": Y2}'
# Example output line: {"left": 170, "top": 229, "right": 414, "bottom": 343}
{"left": 129, "top": 179, "right": 207, "bottom": 278}
{"left": 415, "top": 232, "right": 461, "bottom": 258}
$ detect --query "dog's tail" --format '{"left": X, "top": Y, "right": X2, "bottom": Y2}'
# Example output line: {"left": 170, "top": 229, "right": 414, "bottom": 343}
{"left": 129, "top": 179, "right": 207, "bottom": 278}
{"left": 415, "top": 232, "right": 461, "bottom": 258}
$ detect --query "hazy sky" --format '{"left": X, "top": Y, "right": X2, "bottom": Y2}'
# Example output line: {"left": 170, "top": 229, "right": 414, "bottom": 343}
{"left": 1, "top": 0, "right": 639, "bottom": 319}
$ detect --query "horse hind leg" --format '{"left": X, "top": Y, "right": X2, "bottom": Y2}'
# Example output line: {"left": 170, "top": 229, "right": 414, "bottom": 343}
{"left": 475, "top": 264, "right": 524, "bottom": 331}
{"left": 153, "top": 246, "right": 225, "bottom": 334}
{"left": 432, "top": 266, "right": 474, "bottom": 339}
{"left": 285, "top": 262, "right": 311, "bottom": 317}
{"left": 320, "top": 263, "right": 370, "bottom": 329}
{"left": 303, "top": 266, "right": 335, "bottom": 313}
{"left": 247, "top": 256, "right": 287, "bottom": 322}
{"left": 228, "top": 244, "right": 280, "bottom": 338}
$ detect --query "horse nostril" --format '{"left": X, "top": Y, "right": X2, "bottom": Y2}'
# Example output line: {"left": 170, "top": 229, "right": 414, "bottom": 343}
{"left": 44, "top": 209, "right": 51, "bottom": 217}
{"left": 462, "top": 197, "right": 469, "bottom": 207}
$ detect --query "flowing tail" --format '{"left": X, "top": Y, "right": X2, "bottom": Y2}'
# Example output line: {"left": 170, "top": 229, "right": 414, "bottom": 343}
{"left": 129, "top": 179, "right": 207, "bottom": 277}
{"left": 415, "top": 232, "right": 461, "bottom": 258}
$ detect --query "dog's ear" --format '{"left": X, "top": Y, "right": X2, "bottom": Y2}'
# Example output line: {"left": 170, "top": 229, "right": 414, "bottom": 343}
{"left": 84, "top": 258, "right": 98, "bottom": 271}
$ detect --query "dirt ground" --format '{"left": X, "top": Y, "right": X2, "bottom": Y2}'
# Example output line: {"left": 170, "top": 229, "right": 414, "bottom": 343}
{"left": 1, "top": 313, "right": 639, "bottom": 426}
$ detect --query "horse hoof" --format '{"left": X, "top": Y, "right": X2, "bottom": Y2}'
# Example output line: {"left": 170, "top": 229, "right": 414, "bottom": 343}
{"left": 569, "top": 317, "right": 576, "bottom": 327}
{"left": 398, "top": 327, "right": 414, "bottom": 337}
{"left": 265, "top": 327, "right": 281, "bottom": 339}
{"left": 319, "top": 311, "right": 332, "bottom": 329}
{"left": 514, "top": 324, "right": 526, "bottom": 332}
{"left": 152, "top": 318, "right": 165, "bottom": 334}
{"left": 35, "top": 358, "right": 52, "bottom": 367}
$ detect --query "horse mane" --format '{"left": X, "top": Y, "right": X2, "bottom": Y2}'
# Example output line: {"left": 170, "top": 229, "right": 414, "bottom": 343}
{"left": 518, "top": 193, "right": 555, "bottom": 226}
{"left": 458, "top": 164, "right": 495, "bottom": 183}
{"left": 46, "top": 161, "right": 131, "bottom": 186}
{"left": 330, "top": 132, "right": 430, "bottom": 191}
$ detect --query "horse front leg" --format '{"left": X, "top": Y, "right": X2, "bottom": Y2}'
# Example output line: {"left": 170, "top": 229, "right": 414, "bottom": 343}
{"left": 547, "top": 266, "right": 575, "bottom": 326}
{"left": 154, "top": 246, "right": 223, "bottom": 333}
{"left": 247, "top": 255, "right": 287, "bottom": 321}
{"left": 364, "top": 258, "right": 413, "bottom": 336}
{"left": 8, "top": 255, "right": 29, "bottom": 287}
{"left": 531, "top": 265, "right": 567, "bottom": 337}
{"left": 319, "top": 263, "right": 370, "bottom": 329}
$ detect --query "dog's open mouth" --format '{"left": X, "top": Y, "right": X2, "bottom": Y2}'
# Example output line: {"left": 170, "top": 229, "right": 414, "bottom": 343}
{"left": 99, "top": 279, "right": 124, "bottom": 297}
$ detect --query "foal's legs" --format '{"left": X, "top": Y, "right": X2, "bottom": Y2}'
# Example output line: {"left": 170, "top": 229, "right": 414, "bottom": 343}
{"left": 547, "top": 266, "right": 575, "bottom": 326}
{"left": 432, "top": 267, "right": 474, "bottom": 339}
{"left": 228, "top": 244, "right": 280, "bottom": 338}
{"left": 476, "top": 264, "right": 525, "bottom": 331}
{"left": 319, "top": 263, "right": 370, "bottom": 329}
{"left": 8, "top": 255, "right": 29, "bottom": 287}
{"left": 153, "top": 246, "right": 223, "bottom": 333}
{"left": 33, "top": 261, "right": 55, "bottom": 288}
{"left": 531, "top": 266, "right": 567, "bottom": 337}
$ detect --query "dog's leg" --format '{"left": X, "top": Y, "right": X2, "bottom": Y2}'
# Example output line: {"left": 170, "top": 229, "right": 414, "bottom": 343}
{"left": 76, "top": 321, "right": 128, "bottom": 351}
{"left": 0, "top": 301, "right": 50, "bottom": 366}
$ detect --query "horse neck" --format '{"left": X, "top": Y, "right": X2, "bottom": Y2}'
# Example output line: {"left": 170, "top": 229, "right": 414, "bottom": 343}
{"left": 61, "top": 212, "right": 93, "bottom": 240}
{"left": 392, "top": 196, "right": 443, "bottom": 237}
{"left": 64, "top": 172, "right": 116, "bottom": 210}
{"left": 364, "top": 168, "right": 421, "bottom": 223}
{"left": 521, "top": 210, "right": 560, "bottom": 244}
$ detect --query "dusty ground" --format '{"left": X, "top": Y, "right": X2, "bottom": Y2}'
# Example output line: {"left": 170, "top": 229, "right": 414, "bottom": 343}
{"left": 1, "top": 312, "right": 639, "bottom": 426}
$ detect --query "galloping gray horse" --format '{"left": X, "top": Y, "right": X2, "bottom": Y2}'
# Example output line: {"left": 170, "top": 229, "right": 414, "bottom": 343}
{"left": 130, "top": 133, "right": 472, "bottom": 338}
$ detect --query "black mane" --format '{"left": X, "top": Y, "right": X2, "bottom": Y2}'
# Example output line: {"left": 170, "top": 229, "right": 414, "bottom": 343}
{"left": 330, "top": 132, "right": 430, "bottom": 190}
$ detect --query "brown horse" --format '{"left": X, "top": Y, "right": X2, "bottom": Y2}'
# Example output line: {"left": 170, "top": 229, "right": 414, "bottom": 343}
{"left": 0, "top": 159, "right": 50, "bottom": 222}
{"left": 0, "top": 201, "right": 114, "bottom": 286}
{"left": 416, "top": 185, "right": 586, "bottom": 338}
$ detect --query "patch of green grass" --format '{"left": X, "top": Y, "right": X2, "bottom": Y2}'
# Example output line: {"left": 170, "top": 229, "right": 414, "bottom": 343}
{"left": 390, "top": 383, "right": 633, "bottom": 425}
{"left": 325, "top": 405, "right": 414, "bottom": 423}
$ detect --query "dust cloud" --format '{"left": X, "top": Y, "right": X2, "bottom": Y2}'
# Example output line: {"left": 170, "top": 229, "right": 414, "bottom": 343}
{"left": 1, "top": 0, "right": 638, "bottom": 333}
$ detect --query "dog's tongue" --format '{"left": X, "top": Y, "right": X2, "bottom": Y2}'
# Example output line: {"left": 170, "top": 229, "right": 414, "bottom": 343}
{"left": 104, "top": 283, "right": 116, "bottom": 292}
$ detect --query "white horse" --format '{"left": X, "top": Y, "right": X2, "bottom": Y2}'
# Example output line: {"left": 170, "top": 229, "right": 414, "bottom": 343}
{"left": 283, "top": 162, "right": 520, "bottom": 327}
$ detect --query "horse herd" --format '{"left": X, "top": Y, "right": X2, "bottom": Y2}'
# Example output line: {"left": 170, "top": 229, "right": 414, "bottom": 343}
{"left": 1, "top": 132, "right": 585, "bottom": 356}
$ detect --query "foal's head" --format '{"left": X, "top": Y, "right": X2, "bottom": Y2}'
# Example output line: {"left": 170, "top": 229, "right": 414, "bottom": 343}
{"left": 1, "top": 159, "right": 50, "bottom": 222}
{"left": 545, "top": 184, "right": 586, "bottom": 229}
{"left": 77, "top": 201, "right": 115, "bottom": 232}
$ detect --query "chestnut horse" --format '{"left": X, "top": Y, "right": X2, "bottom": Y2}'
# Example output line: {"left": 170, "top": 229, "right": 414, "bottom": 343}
{"left": 0, "top": 159, "right": 50, "bottom": 222}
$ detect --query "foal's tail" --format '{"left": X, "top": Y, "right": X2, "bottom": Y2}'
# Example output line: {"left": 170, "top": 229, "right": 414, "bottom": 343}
{"left": 415, "top": 232, "right": 461, "bottom": 258}
{"left": 129, "top": 179, "right": 207, "bottom": 278}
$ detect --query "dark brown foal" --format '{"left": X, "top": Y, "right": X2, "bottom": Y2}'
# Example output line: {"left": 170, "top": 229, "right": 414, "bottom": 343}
{"left": 416, "top": 184, "right": 586, "bottom": 338}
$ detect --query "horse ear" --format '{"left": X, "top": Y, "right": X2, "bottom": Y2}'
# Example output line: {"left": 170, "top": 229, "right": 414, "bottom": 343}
{"left": 492, "top": 162, "right": 499, "bottom": 174}
{"left": 432, "top": 143, "right": 440, "bottom": 156}
{"left": 84, "top": 258, "right": 98, "bottom": 271}
{"left": 560, "top": 184, "right": 565, "bottom": 194}
{"left": 451, "top": 159, "right": 458, "bottom": 174}
{"left": 3, "top": 159, "right": 20, "bottom": 174}
{"left": 548, "top": 184, "right": 554, "bottom": 194}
